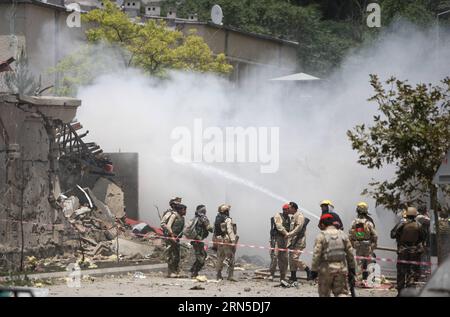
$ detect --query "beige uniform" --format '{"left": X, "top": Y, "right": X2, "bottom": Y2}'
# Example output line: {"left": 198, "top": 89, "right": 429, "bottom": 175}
{"left": 273, "top": 212, "right": 290, "bottom": 281}
{"left": 312, "top": 226, "right": 356, "bottom": 297}
{"left": 216, "top": 217, "right": 237, "bottom": 279}
{"left": 287, "top": 211, "right": 307, "bottom": 271}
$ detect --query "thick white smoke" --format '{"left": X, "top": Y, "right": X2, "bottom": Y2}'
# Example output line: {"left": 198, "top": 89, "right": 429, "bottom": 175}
{"left": 75, "top": 22, "right": 450, "bottom": 268}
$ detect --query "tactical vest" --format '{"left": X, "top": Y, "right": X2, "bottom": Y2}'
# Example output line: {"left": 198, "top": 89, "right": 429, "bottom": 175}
{"left": 322, "top": 230, "right": 346, "bottom": 262}
{"left": 278, "top": 213, "right": 291, "bottom": 233}
{"left": 196, "top": 216, "right": 210, "bottom": 239}
{"left": 171, "top": 214, "right": 185, "bottom": 236}
{"left": 214, "top": 213, "right": 228, "bottom": 236}
{"left": 399, "top": 221, "right": 420, "bottom": 245}
{"left": 352, "top": 218, "right": 371, "bottom": 241}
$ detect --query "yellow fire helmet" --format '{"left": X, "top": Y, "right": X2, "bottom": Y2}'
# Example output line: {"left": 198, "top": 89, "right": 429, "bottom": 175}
{"left": 356, "top": 202, "right": 369, "bottom": 214}
{"left": 320, "top": 199, "right": 334, "bottom": 207}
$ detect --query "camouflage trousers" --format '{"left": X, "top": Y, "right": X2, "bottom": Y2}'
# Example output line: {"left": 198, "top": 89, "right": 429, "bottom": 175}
{"left": 269, "top": 239, "right": 278, "bottom": 276}
{"left": 397, "top": 252, "right": 421, "bottom": 293}
{"left": 165, "top": 238, "right": 180, "bottom": 275}
{"left": 354, "top": 241, "right": 374, "bottom": 279}
{"left": 190, "top": 241, "right": 207, "bottom": 276}
{"left": 274, "top": 235, "right": 288, "bottom": 280}
{"left": 288, "top": 238, "right": 307, "bottom": 271}
{"left": 216, "top": 240, "right": 236, "bottom": 279}
{"left": 318, "top": 265, "right": 349, "bottom": 297}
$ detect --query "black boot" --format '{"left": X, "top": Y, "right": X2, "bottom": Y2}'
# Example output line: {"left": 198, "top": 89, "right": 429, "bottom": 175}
{"left": 305, "top": 267, "right": 312, "bottom": 281}
{"left": 362, "top": 271, "right": 369, "bottom": 281}
{"left": 289, "top": 271, "right": 297, "bottom": 282}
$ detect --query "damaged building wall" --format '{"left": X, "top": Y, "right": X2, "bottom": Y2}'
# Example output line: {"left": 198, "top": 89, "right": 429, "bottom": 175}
{"left": 0, "top": 94, "right": 81, "bottom": 271}
{"left": 105, "top": 153, "right": 139, "bottom": 220}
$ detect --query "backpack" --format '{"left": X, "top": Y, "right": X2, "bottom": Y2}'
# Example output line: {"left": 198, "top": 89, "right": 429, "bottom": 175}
{"left": 160, "top": 210, "right": 174, "bottom": 227}
{"left": 184, "top": 216, "right": 200, "bottom": 239}
{"left": 323, "top": 230, "right": 346, "bottom": 262}
{"left": 352, "top": 218, "right": 371, "bottom": 241}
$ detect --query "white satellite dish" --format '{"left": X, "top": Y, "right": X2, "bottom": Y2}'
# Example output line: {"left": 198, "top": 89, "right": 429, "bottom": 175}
{"left": 211, "top": 4, "right": 223, "bottom": 25}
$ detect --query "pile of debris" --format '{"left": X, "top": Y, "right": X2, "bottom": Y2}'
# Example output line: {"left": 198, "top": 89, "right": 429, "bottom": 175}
{"left": 58, "top": 180, "right": 127, "bottom": 260}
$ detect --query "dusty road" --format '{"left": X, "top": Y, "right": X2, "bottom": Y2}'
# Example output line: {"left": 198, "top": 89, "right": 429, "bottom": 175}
{"left": 46, "top": 268, "right": 397, "bottom": 297}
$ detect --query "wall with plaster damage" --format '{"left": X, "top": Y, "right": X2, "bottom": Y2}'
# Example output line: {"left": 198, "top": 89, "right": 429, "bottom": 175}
{"left": 0, "top": 94, "right": 81, "bottom": 271}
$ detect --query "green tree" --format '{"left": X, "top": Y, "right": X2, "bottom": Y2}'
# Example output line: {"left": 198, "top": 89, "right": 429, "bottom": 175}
{"left": 2, "top": 49, "right": 42, "bottom": 95}
{"left": 53, "top": 0, "right": 232, "bottom": 96}
{"left": 347, "top": 75, "right": 450, "bottom": 262}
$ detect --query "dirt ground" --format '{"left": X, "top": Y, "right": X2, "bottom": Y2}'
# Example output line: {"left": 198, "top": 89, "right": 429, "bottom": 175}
{"left": 46, "top": 267, "right": 397, "bottom": 297}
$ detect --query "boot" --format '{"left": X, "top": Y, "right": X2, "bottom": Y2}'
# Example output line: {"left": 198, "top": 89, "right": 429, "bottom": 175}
{"left": 216, "top": 272, "right": 223, "bottom": 281}
{"left": 305, "top": 266, "right": 312, "bottom": 281}
{"left": 362, "top": 271, "right": 369, "bottom": 281}
{"left": 289, "top": 271, "right": 297, "bottom": 283}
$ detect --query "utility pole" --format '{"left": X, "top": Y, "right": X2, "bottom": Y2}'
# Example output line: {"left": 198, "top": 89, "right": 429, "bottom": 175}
{"left": 436, "top": 9, "right": 450, "bottom": 64}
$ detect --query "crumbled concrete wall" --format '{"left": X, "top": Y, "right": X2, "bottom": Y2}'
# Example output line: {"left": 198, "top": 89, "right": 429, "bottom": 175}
{"left": 0, "top": 94, "right": 81, "bottom": 271}
{"left": 92, "top": 177, "right": 126, "bottom": 219}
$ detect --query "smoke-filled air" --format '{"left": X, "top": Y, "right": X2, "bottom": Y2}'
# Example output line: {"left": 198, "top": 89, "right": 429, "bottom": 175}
{"left": 75, "top": 22, "right": 450, "bottom": 266}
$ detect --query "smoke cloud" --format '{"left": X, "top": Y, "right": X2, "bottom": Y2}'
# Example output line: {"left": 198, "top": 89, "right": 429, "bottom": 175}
{"left": 75, "top": 21, "right": 450, "bottom": 268}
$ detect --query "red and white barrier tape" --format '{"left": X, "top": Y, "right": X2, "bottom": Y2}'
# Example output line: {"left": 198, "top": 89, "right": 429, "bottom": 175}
{"left": 0, "top": 218, "right": 436, "bottom": 267}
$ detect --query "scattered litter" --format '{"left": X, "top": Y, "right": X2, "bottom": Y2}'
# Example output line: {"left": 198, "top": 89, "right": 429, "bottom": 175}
{"left": 195, "top": 275, "right": 208, "bottom": 282}
{"left": 134, "top": 272, "right": 146, "bottom": 279}
{"left": 244, "top": 287, "right": 251, "bottom": 292}
{"left": 190, "top": 285, "right": 205, "bottom": 290}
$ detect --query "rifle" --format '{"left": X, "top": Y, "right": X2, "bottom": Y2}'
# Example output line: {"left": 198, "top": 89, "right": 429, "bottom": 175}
{"left": 154, "top": 204, "right": 162, "bottom": 220}
{"left": 287, "top": 217, "right": 310, "bottom": 249}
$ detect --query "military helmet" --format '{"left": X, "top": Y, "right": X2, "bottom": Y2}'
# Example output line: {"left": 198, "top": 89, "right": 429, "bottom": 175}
{"left": 218, "top": 204, "right": 231, "bottom": 213}
{"left": 169, "top": 197, "right": 182, "bottom": 206}
{"left": 320, "top": 199, "right": 334, "bottom": 207}
{"left": 356, "top": 202, "right": 368, "bottom": 214}
{"left": 406, "top": 207, "right": 418, "bottom": 217}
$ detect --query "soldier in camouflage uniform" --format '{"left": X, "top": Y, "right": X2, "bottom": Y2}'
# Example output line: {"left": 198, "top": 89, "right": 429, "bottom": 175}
{"left": 311, "top": 213, "right": 356, "bottom": 297}
{"left": 287, "top": 201, "right": 311, "bottom": 282}
{"left": 190, "top": 205, "right": 213, "bottom": 278}
{"left": 349, "top": 202, "right": 378, "bottom": 281}
{"left": 214, "top": 204, "right": 239, "bottom": 281}
{"left": 391, "top": 207, "right": 426, "bottom": 295}
{"left": 272, "top": 204, "right": 292, "bottom": 283}
{"left": 161, "top": 197, "right": 182, "bottom": 224}
{"left": 161, "top": 203, "right": 186, "bottom": 278}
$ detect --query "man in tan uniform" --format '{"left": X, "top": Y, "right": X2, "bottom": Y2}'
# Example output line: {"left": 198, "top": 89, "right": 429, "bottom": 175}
{"left": 311, "top": 213, "right": 356, "bottom": 297}
{"left": 160, "top": 203, "right": 186, "bottom": 278}
{"left": 214, "top": 204, "right": 239, "bottom": 281}
{"left": 349, "top": 202, "right": 378, "bottom": 281}
{"left": 287, "top": 201, "right": 311, "bottom": 283}
{"left": 272, "top": 204, "right": 291, "bottom": 283}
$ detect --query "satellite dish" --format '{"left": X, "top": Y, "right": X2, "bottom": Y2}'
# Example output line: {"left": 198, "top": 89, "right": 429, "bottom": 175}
{"left": 211, "top": 4, "right": 223, "bottom": 25}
